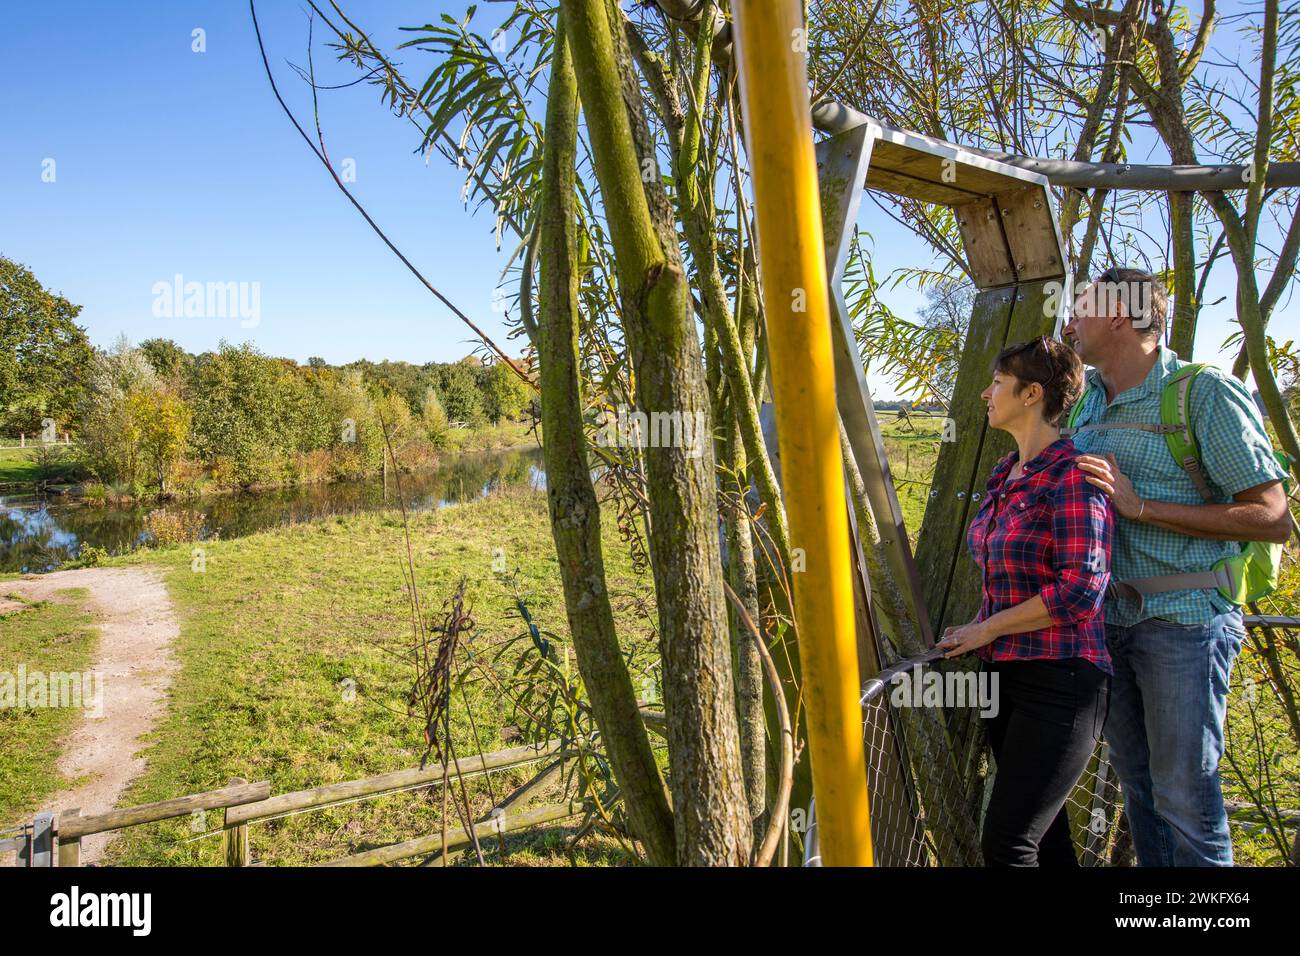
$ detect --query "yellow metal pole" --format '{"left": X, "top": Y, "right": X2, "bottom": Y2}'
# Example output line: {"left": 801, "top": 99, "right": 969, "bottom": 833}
{"left": 731, "top": 0, "right": 873, "bottom": 866}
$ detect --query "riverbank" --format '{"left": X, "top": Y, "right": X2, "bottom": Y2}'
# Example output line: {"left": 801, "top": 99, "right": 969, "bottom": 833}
{"left": 0, "top": 444, "right": 546, "bottom": 575}
{"left": 0, "top": 421, "right": 539, "bottom": 500}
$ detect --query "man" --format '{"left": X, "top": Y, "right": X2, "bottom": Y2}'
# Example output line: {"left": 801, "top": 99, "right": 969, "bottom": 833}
{"left": 1063, "top": 266, "right": 1291, "bottom": 866}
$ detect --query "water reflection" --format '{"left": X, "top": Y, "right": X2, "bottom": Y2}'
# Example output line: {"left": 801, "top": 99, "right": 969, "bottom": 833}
{"left": 0, "top": 446, "right": 545, "bottom": 574}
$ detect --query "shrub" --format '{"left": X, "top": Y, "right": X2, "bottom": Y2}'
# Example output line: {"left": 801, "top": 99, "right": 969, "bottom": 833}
{"left": 144, "top": 508, "right": 207, "bottom": 547}
{"left": 81, "top": 482, "right": 108, "bottom": 503}
{"left": 421, "top": 387, "right": 451, "bottom": 448}
{"left": 76, "top": 543, "right": 109, "bottom": 567}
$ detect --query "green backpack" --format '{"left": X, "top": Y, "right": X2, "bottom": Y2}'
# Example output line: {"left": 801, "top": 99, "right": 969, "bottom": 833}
{"left": 1063, "top": 363, "right": 1293, "bottom": 607}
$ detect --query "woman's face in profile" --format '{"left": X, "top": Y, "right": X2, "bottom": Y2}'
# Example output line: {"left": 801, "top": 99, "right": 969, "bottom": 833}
{"left": 980, "top": 369, "right": 1032, "bottom": 431}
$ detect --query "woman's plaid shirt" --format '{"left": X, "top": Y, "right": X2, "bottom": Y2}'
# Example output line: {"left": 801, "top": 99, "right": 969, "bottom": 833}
{"left": 966, "top": 437, "right": 1114, "bottom": 673}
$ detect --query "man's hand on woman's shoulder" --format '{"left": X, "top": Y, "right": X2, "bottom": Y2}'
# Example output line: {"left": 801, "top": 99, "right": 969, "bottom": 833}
{"left": 1075, "top": 452, "right": 1144, "bottom": 519}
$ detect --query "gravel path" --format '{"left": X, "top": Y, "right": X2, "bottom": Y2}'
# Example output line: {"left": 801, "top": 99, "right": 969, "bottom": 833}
{"left": 4, "top": 567, "right": 179, "bottom": 864}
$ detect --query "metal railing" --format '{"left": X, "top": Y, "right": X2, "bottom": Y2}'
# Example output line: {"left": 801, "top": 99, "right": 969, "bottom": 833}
{"left": 806, "top": 599, "right": 1300, "bottom": 867}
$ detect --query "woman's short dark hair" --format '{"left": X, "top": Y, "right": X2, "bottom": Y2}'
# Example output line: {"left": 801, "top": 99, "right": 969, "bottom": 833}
{"left": 992, "top": 336, "right": 1084, "bottom": 425}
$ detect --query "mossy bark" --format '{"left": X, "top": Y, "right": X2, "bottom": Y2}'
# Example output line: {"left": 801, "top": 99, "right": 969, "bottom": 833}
{"left": 563, "top": 0, "right": 753, "bottom": 865}
{"left": 537, "top": 18, "right": 676, "bottom": 866}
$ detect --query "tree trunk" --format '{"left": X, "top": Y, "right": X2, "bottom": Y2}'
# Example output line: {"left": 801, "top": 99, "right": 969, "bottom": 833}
{"left": 563, "top": 0, "right": 753, "bottom": 865}
{"left": 725, "top": 413, "right": 766, "bottom": 824}
{"left": 1168, "top": 190, "right": 1198, "bottom": 359}
{"left": 536, "top": 17, "right": 676, "bottom": 866}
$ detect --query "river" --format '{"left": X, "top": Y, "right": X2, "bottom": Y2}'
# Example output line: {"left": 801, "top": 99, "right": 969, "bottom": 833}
{"left": 0, "top": 446, "right": 545, "bottom": 575}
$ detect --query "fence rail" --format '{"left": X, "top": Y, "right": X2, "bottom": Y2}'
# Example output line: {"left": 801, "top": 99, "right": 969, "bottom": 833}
{"left": 59, "top": 780, "right": 271, "bottom": 840}
{"left": 0, "top": 437, "right": 74, "bottom": 451}
{"left": 223, "top": 739, "right": 562, "bottom": 828}
{"left": 9, "top": 738, "right": 568, "bottom": 867}
{"left": 320, "top": 801, "right": 585, "bottom": 867}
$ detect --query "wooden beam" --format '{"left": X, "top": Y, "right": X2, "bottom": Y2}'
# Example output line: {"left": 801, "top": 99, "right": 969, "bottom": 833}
{"left": 956, "top": 200, "right": 1018, "bottom": 290}
{"left": 934, "top": 282, "right": 1059, "bottom": 634}
{"left": 224, "top": 739, "right": 563, "bottom": 826}
{"left": 318, "top": 801, "right": 585, "bottom": 867}
{"left": 57, "top": 808, "right": 81, "bottom": 867}
{"left": 995, "top": 186, "right": 1067, "bottom": 284}
{"left": 223, "top": 778, "right": 251, "bottom": 867}
{"left": 59, "top": 780, "right": 272, "bottom": 840}
{"left": 914, "top": 287, "right": 1016, "bottom": 636}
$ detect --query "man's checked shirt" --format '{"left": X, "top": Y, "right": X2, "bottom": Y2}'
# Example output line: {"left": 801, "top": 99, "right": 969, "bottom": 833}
{"left": 1067, "top": 344, "right": 1290, "bottom": 627}
{"left": 967, "top": 436, "right": 1114, "bottom": 673}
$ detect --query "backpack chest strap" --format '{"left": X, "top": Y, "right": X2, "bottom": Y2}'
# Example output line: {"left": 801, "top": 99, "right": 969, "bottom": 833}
{"left": 1059, "top": 421, "right": 1216, "bottom": 502}
{"left": 1107, "top": 567, "right": 1236, "bottom": 615}
{"left": 1060, "top": 422, "right": 1181, "bottom": 437}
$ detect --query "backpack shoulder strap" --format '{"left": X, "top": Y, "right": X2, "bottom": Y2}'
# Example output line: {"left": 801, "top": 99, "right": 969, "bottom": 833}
{"left": 1161, "top": 363, "right": 1215, "bottom": 502}
{"left": 1062, "top": 379, "right": 1099, "bottom": 434}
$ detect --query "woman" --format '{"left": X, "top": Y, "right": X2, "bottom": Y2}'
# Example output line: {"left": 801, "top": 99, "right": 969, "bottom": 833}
{"left": 936, "top": 336, "right": 1114, "bottom": 866}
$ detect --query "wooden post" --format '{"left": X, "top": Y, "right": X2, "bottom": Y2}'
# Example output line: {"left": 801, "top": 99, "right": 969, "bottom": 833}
{"left": 58, "top": 808, "right": 81, "bottom": 867}
{"left": 223, "top": 777, "right": 250, "bottom": 866}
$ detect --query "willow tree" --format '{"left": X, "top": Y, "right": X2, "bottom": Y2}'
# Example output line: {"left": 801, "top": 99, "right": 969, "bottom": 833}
{"left": 558, "top": 0, "right": 755, "bottom": 865}
{"left": 306, "top": 0, "right": 797, "bottom": 864}
{"left": 536, "top": 10, "right": 676, "bottom": 866}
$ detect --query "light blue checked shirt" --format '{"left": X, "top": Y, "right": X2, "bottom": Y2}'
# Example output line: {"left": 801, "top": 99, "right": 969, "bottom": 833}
{"left": 1067, "top": 344, "right": 1289, "bottom": 627}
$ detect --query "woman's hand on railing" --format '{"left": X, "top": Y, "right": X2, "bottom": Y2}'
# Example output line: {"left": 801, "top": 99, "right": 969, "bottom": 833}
{"left": 935, "top": 618, "right": 998, "bottom": 658}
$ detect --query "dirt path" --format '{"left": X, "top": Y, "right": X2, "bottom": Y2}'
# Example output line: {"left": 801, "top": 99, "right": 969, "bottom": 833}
{"left": 4, "top": 567, "right": 179, "bottom": 864}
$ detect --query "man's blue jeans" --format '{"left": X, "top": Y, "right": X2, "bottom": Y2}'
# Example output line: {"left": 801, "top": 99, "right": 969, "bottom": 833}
{"left": 1103, "top": 608, "right": 1246, "bottom": 866}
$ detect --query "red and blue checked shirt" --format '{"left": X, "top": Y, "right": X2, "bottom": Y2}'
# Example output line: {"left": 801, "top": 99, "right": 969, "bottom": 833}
{"left": 966, "top": 436, "right": 1114, "bottom": 673}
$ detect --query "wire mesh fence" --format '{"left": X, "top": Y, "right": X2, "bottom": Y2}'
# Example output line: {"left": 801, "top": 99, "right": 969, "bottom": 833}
{"left": 805, "top": 650, "right": 1127, "bottom": 866}
{"left": 806, "top": 603, "right": 1300, "bottom": 867}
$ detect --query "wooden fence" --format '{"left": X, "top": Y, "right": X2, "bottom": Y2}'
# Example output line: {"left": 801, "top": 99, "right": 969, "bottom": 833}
{"left": 0, "top": 436, "right": 73, "bottom": 451}
{"left": 4, "top": 738, "right": 579, "bottom": 868}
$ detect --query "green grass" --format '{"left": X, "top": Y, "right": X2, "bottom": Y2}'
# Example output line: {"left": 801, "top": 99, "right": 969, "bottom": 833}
{"left": 0, "top": 444, "right": 84, "bottom": 486}
{"left": 0, "top": 588, "right": 99, "bottom": 826}
{"left": 439, "top": 419, "right": 538, "bottom": 454}
{"left": 0, "top": 447, "right": 40, "bottom": 484}
{"left": 877, "top": 412, "right": 943, "bottom": 540}
{"left": 99, "top": 486, "right": 652, "bottom": 866}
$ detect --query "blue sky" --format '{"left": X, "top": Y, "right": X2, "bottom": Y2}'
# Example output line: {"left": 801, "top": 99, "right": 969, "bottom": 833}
{"left": 2, "top": 1, "right": 525, "bottom": 368}
{"left": 1, "top": 1, "right": 1294, "bottom": 400}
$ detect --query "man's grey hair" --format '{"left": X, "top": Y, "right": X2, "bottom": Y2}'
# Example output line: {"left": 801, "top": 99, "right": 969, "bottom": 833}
{"left": 1091, "top": 266, "right": 1169, "bottom": 337}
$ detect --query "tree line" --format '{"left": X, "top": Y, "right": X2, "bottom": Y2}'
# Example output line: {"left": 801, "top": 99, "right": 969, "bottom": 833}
{"left": 0, "top": 256, "right": 532, "bottom": 496}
